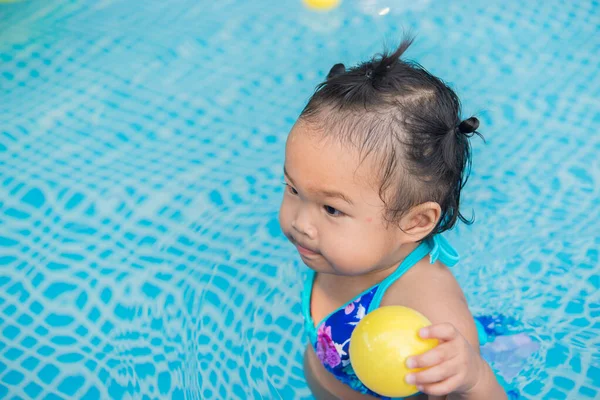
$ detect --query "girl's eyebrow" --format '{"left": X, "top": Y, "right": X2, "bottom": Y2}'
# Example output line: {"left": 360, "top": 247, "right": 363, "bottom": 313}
{"left": 283, "top": 166, "right": 295, "bottom": 184}
{"left": 284, "top": 166, "right": 354, "bottom": 206}
{"left": 319, "top": 189, "right": 354, "bottom": 205}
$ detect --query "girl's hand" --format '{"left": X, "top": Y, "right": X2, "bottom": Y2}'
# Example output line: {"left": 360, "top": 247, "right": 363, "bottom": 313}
{"left": 404, "top": 323, "right": 485, "bottom": 397}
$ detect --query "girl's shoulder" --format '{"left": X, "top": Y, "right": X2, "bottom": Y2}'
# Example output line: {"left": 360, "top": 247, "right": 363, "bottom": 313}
{"left": 380, "top": 257, "right": 480, "bottom": 348}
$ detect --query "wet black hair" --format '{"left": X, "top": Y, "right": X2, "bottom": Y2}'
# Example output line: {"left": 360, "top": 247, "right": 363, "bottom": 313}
{"left": 299, "top": 37, "right": 482, "bottom": 238}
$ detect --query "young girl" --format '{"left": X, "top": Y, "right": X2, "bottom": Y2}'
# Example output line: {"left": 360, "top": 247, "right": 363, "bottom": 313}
{"left": 279, "top": 38, "right": 509, "bottom": 399}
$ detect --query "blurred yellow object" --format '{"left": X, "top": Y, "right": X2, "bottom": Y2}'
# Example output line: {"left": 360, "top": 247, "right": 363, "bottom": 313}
{"left": 349, "top": 306, "right": 438, "bottom": 397}
{"left": 302, "top": 0, "right": 341, "bottom": 11}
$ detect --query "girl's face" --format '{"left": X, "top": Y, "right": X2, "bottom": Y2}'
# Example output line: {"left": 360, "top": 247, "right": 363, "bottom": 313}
{"left": 278, "top": 121, "right": 409, "bottom": 276}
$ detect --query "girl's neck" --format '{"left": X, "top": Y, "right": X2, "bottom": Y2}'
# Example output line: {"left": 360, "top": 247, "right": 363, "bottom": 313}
{"left": 318, "top": 242, "right": 419, "bottom": 298}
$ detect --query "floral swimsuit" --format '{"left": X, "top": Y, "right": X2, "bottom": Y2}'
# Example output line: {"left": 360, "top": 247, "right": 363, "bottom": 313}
{"left": 301, "top": 235, "right": 461, "bottom": 399}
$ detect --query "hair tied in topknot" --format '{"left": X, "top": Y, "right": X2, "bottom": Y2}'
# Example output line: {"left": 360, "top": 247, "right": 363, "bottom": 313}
{"left": 457, "top": 117, "right": 480, "bottom": 136}
{"left": 327, "top": 63, "right": 346, "bottom": 79}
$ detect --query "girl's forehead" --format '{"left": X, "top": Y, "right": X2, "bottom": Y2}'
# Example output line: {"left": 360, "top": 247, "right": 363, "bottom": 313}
{"left": 285, "top": 125, "right": 381, "bottom": 195}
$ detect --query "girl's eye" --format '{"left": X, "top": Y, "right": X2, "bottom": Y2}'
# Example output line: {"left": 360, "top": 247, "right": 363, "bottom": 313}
{"left": 324, "top": 205, "right": 343, "bottom": 216}
{"left": 284, "top": 183, "right": 298, "bottom": 195}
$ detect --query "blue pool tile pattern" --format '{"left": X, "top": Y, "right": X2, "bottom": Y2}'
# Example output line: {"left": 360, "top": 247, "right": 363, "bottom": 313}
{"left": 1, "top": 0, "right": 599, "bottom": 399}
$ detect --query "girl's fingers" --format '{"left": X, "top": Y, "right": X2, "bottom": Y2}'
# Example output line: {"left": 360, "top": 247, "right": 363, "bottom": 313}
{"left": 420, "top": 323, "right": 459, "bottom": 341}
{"left": 406, "top": 342, "right": 458, "bottom": 369}
{"left": 417, "top": 374, "right": 464, "bottom": 397}
{"left": 405, "top": 361, "right": 457, "bottom": 385}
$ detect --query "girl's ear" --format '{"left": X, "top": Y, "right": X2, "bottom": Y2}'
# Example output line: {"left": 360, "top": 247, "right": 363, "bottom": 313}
{"left": 398, "top": 202, "right": 441, "bottom": 241}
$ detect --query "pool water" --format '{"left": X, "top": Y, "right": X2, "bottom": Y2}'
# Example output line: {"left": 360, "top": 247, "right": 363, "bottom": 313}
{"left": 1, "top": 0, "right": 599, "bottom": 399}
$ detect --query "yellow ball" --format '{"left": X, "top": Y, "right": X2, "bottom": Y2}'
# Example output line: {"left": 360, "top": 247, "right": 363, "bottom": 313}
{"left": 350, "top": 306, "right": 438, "bottom": 397}
{"left": 302, "top": 0, "right": 341, "bottom": 11}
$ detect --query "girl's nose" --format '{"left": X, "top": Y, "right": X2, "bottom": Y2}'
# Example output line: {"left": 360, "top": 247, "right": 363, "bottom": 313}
{"left": 292, "top": 208, "right": 316, "bottom": 239}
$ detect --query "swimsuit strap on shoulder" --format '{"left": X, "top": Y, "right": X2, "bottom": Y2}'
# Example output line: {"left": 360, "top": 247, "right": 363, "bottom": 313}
{"left": 368, "top": 235, "right": 460, "bottom": 312}
{"left": 430, "top": 234, "right": 460, "bottom": 267}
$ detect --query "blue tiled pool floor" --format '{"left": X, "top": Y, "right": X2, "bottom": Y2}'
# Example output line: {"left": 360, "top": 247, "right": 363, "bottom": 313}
{"left": 1, "top": 0, "right": 599, "bottom": 398}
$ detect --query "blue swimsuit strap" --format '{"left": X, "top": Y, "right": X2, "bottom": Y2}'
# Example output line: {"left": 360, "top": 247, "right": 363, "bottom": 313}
{"left": 303, "top": 269, "right": 318, "bottom": 343}
{"left": 368, "top": 235, "right": 460, "bottom": 312}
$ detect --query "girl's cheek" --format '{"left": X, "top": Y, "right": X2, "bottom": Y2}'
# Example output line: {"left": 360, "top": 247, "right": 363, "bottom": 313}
{"left": 278, "top": 201, "right": 291, "bottom": 229}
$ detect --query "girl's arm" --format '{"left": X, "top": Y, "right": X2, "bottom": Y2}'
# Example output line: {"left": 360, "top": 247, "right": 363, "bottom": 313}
{"left": 381, "top": 265, "right": 507, "bottom": 400}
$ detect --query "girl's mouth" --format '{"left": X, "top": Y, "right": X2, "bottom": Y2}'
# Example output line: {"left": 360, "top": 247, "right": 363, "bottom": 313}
{"left": 295, "top": 243, "right": 318, "bottom": 257}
